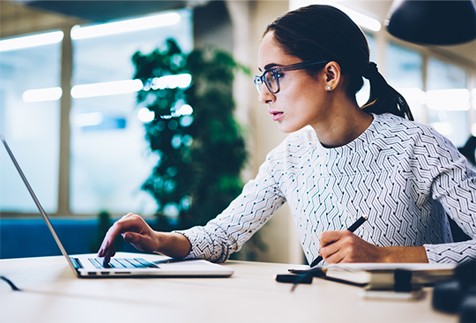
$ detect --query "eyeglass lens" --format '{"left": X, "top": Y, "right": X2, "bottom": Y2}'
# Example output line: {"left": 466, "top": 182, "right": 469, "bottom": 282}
{"left": 264, "top": 70, "right": 279, "bottom": 93}
{"left": 254, "top": 70, "right": 279, "bottom": 94}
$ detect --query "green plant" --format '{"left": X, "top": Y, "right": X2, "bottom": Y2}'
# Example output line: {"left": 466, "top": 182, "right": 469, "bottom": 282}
{"left": 132, "top": 39, "right": 248, "bottom": 233}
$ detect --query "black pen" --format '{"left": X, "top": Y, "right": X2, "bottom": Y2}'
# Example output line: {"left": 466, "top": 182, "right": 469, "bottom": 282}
{"left": 309, "top": 213, "right": 369, "bottom": 267}
{"left": 290, "top": 214, "right": 369, "bottom": 292}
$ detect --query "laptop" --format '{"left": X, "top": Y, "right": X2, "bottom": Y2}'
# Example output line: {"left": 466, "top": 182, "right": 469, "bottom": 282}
{"left": 1, "top": 136, "right": 233, "bottom": 278}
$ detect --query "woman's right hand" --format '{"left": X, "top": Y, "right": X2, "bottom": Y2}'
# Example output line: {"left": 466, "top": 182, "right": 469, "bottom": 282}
{"left": 97, "top": 213, "right": 160, "bottom": 266}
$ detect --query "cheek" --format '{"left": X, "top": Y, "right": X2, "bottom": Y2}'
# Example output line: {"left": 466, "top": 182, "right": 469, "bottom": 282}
{"left": 278, "top": 73, "right": 325, "bottom": 115}
{"left": 287, "top": 81, "right": 324, "bottom": 112}
{"left": 280, "top": 77, "right": 312, "bottom": 102}
{"left": 289, "top": 74, "right": 323, "bottom": 98}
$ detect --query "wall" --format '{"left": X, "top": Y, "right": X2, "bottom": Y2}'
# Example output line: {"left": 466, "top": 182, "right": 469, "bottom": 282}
{"left": 247, "top": 0, "right": 302, "bottom": 264}
{"left": 189, "top": 0, "right": 303, "bottom": 264}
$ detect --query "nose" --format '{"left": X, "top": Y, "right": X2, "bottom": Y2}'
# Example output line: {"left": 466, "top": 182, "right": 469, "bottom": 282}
{"left": 258, "top": 86, "right": 275, "bottom": 104}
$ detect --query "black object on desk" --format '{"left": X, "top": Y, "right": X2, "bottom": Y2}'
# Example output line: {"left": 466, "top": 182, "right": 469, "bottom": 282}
{"left": 276, "top": 274, "right": 313, "bottom": 284}
{"left": 432, "top": 259, "right": 476, "bottom": 323}
{"left": 275, "top": 267, "right": 326, "bottom": 289}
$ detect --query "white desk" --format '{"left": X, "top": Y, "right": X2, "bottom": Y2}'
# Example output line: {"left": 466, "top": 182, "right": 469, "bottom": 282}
{"left": 0, "top": 253, "right": 456, "bottom": 323}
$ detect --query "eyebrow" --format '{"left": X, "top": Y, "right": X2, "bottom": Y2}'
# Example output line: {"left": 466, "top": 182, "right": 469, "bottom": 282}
{"left": 259, "top": 63, "right": 281, "bottom": 72}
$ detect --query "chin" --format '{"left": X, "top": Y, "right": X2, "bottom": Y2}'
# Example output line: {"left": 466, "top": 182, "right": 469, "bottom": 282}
{"left": 278, "top": 119, "right": 308, "bottom": 132}
{"left": 277, "top": 124, "right": 301, "bottom": 134}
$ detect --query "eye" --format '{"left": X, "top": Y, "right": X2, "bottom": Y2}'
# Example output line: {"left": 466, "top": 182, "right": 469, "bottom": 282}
{"left": 272, "top": 69, "right": 284, "bottom": 79}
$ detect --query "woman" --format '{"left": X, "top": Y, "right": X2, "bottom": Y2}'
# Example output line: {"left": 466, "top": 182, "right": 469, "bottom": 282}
{"left": 98, "top": 5, "right": 476, "bottom": 265}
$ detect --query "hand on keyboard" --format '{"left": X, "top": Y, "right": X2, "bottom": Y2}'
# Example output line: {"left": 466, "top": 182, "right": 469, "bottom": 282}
{"left": 97, "top": 213, "right": 160, "bottom": 266}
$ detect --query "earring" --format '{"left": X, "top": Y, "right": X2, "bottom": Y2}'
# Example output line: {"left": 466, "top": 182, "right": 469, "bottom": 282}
{"left": 326, "top": 85, "right": 332, "bottom": 91}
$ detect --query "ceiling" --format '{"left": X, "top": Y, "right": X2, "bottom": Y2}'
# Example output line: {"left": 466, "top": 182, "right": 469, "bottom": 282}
{"left": 1, "top": 0, "right": 475, "bottom": 66}
{"left": 0, "top": 0, "right": 203, "bottom": 37}
{"left": 14, "top": 0, "right": 187, "bottom": 22}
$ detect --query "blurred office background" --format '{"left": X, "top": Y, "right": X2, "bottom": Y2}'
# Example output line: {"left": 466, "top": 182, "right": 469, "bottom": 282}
{"left": 1, "top": 0, "right": 475, "bottom": 263}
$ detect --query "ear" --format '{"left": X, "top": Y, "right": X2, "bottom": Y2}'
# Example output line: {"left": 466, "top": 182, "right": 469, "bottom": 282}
{"left": 322, "top": 61, "right": 341, "bottom": 91}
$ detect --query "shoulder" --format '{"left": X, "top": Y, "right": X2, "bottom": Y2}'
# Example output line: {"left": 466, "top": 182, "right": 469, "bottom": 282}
{"left": 373, "top": 113, "right": 461, "bottom": 161}
{"left": 374, "top": 113, "right": 455, "bottom": 147}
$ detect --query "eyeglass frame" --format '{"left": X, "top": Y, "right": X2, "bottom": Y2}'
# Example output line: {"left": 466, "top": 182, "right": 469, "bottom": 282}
{"left": 253, "top": 60, "right": 330, "bottom": 95}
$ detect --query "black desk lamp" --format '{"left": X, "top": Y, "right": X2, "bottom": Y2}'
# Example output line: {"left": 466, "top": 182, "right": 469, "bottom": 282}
{"left": 386, "top": 0, "right": 476, "bottom": 45}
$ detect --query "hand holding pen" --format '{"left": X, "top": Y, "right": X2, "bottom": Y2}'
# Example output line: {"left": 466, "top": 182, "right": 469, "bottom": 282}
{"left": 309, "top": 214, "right": 369, "bottom": 267}
{"left": 287, "top": 214, "right": 369, "bottom": 292}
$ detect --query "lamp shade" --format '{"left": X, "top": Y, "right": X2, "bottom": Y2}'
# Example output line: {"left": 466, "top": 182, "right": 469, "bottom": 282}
{"left": 386, "top": 0, "right": 476, "bottom": 45}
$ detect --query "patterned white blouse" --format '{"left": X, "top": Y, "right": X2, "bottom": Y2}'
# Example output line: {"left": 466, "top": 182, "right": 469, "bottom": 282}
{"left": 178, "top": 113, "right": 476, "bottom": 264}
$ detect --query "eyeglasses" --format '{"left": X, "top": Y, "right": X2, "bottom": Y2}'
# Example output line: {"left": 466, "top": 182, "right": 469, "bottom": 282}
{"left": 253, "top": 60, "right": 329, "bottom": 95}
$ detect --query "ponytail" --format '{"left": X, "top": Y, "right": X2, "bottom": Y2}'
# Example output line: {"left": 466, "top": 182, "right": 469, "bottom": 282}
{"left": 361, "top": 62, "right": 414, "bottom": 121}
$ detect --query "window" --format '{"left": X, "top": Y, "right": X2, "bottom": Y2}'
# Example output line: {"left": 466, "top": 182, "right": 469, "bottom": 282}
{"left": 70, "top": 10, "right": 192, "bottom": 214}
{"left": 0, "top": 31, "right": 62, "bottom": 213}
{"left": 386, "top": 42, "right": 425, "bottom": 122}
{"left": 427, "top": 58, "right": 470, "bottom": 147}
{"left": 0, "top": 9, "right": 193, "bottom": 216}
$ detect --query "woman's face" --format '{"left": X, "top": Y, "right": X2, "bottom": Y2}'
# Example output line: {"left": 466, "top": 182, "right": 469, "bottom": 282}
{"left": 257, "top": 32, "right": 331, "bottom": 133}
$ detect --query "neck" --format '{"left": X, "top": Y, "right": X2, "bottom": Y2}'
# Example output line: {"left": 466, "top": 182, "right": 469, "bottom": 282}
{"left": 313, "top": 104, "right": 374, "bottom": 148}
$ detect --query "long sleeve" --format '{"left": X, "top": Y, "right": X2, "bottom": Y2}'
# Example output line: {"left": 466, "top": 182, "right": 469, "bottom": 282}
{"left": 176, "top": 147, "right": 287, "bottom": 262}
{"left": 177, "top": 114, "right": 476, "bottom": 264}
{"left": 423, "top": 138, "right": 476, "bottom": 263}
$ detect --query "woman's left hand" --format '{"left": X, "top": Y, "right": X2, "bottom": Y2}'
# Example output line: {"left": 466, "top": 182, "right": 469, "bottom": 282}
{"left": 319, "top": 230, "right": 384, "bottom": 263}
{"left": 319, "top": 230, "right": 428, "bottom": 263}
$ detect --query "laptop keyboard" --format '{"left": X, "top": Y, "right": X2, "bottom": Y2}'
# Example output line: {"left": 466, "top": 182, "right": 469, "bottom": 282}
{"left": 88, "top": 257, "right": 158, "bottom": 269}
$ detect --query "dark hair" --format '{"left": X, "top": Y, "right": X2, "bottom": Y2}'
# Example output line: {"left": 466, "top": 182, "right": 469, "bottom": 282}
{"left": 264, "top": 5, "right": 414, "bottom": 121}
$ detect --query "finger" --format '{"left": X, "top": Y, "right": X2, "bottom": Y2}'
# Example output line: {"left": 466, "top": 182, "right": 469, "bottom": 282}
{"left": 320, "top": 230, "right": 343, "bottom": 247}
{"left": 97, "top": 238, "right": 116, "bottom": 257}
{"left": 98, "top": 241, "right": 115, "bottom": 267}
{"left": 103, "top": 254, "right": 111, "bottom": 268}
{"left": 320, "top": 238, "right": 341, "bottom": 260}
{"left": 97, "top": 228, "right": 117, "bottom": 256}
{"left": 123, "top": 232, "right": 152, "bottom": 252}
{"left": 102, "top": 216, "right": 138, "bottom": 244}
{"left": 323, "top": 250, "right": 345, "bottom": 264}
{"left": 97, "top": 238, "right": 110, "bottom": 257}
{"left": 96, "top": 217, "right": 132, "bottom": 256}
{"left": 123, "top": 232, "right": 141, "bottom": 244}
{"left": 97, "top": 214, "right": 146, "bottom": 257}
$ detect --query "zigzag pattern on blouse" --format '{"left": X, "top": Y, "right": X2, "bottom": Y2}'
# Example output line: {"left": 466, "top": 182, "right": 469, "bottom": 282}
{"left": 179, "top": 114, "right": 476, "bottom": 264}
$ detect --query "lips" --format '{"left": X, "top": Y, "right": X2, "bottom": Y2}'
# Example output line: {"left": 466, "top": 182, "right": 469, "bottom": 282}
{"left": 268, "top": 110, "right": 284, "bottom": 121}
